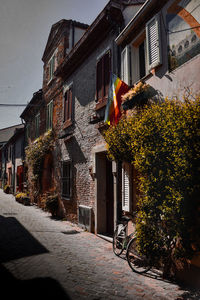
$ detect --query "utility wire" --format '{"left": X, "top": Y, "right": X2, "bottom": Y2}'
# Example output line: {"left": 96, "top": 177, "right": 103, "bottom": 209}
{"left": 0, "top": 103, "right": 42, "bottom": 107}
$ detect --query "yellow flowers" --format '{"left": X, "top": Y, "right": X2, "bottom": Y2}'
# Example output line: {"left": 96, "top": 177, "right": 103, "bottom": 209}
{"left": 104, "top": 95, "right": 200, "bottom": 266}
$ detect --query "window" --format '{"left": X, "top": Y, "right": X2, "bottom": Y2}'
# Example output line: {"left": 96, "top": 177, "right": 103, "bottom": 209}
{"left": 122, "top": 162, "right": 132, "bottom": 212}
{"left": 46, "top": 100, "right": 53, "bottom": 130}
{"left": 121, "top": 14, "right": 162, "bottom": 85}
{"left": 49, "top": 55, "right": 55, "bottom": 81}
{"left": 35, "top": 113, "right": 40, "bottom": 138}
{"left": 64, "top": 87, "right": 73, "bottom": 124}
{"left": 26, "top": 123, "right": 30, "bottom": 143}
{"left": 8, "top": 145, "right": 13, "bottom": 161}
{"left": 62, "top": 161, "right": 71, "bottom": 199}
{"left": 96, "top": 51, "right": 111, "bottom": 102}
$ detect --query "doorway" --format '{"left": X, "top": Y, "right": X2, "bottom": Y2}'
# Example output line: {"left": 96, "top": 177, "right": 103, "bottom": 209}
{"left": 96, "top": 152, "right": 114, "bottom": 237}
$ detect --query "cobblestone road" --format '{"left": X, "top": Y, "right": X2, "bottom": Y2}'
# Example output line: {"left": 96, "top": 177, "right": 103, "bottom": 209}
{"left": 0, "top": 189, "right": 199, "bottom": 299}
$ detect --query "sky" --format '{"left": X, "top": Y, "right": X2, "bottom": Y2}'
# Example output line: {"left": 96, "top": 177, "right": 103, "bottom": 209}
{"left": 0, "top": 0, "right": 108, "bottom": 129}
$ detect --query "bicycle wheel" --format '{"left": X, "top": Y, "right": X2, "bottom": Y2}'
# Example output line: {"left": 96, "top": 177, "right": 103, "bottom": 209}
{"left": 126, "top": 238, "right": 151, "bottom": 274}
{"left": 113, "top": 225, "right": 124, "bottom": 256}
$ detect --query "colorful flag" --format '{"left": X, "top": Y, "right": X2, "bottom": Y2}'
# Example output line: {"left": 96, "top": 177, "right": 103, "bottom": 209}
{"left": 104, "top": 73, "right": 129, "bottom": 125}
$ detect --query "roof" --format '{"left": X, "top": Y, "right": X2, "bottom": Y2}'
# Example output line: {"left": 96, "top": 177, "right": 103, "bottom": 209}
{"left": 55, "top": 0, "right": 124, "bottom": 78}
{"left": 2, "top": 126, "right": 24, "bottom": 149}
{"left": 42, "top": 19, "right": 89, "bottom": 62}
{"left": 20, "top": 89, "right": 43, "bottom": 120}
{"left": 0, "top": 124, "right": 24, "bottom": 147}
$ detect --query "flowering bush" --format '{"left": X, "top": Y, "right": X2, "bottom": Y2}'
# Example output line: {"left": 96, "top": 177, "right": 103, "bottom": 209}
{"left": 104, "top": 96, "right": 200, "bottom": 275}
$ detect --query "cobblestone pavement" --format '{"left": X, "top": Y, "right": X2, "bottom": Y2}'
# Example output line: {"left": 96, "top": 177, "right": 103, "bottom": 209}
{"left": 0, "top": 190, "right": 199, "bottom": 300}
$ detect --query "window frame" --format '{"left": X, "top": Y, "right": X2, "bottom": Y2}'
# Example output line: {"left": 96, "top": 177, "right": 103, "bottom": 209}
{"left": 61, "top": 160, "right": 72, "bottom": 200}
{"left": 35, "top": 113, "right": 40, "bottom": 139}
{"left": 63, "top": 85, "right": 73, "bottom": 127}
{"left": 46, "top": 100, "right": 53, "bottom": 131}
{"left": 49, "top": 54, "right": 55, "bottom": 82}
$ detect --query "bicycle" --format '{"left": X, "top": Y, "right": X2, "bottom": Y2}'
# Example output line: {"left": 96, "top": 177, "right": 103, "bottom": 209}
{"left": 113, "top": 214, "right": 151, "bottom": 274}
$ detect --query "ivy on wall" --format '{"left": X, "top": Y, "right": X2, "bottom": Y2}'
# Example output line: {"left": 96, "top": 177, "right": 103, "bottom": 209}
{"left": 25, "top": 130, "right": 54, "bottom": 195}
{"left": 104, "top": 97, "right": 200, "bottom": 272}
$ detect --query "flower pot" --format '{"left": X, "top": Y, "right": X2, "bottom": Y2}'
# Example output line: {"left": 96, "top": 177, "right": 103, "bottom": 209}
{"left": 122, "top": 91, "right": 148, "bottom": 111}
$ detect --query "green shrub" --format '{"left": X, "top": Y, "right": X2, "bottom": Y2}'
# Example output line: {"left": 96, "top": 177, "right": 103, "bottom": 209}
{"left": 104, "top": 97, "right": 200, "bottom": 273}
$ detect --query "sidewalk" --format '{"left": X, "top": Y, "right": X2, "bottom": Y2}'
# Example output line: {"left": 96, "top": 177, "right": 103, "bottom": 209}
{"left": 0, "top": 189, "right": 199, "bottom": 299}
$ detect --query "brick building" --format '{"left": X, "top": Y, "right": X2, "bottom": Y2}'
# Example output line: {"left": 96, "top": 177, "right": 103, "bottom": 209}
{"left": 54, "top": 0, "right": 145, "bottom": 235}
{"left": 20, "top": 0, "right": 145, "bottom": 237}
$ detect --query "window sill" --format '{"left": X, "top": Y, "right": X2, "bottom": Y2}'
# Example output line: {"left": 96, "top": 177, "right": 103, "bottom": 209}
{"left": 47, "top": 77, "right": 56, "bottom": 86}
{"left": 95, "top": 98, "right": 108, "bottom": 111}
{"left": 62, "top": 196, "right": 71, "bottom": 201}
{"left": 63, "top": 119, "right": 72, "bottom": 129}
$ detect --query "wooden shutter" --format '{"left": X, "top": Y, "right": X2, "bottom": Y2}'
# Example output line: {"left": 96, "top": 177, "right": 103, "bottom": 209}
{"left": 146, "top": 14, "right": 162, "bottom": 70}
{"left": 64, "top": 88, "right": 72, "bottom": 122}
{"left": 121, "top": 46, "right": 131, "bottom": 85}
{"left": 122, "top": 162, "right": 131, "bottom": 212}
{"left": 96, "top": 58, "right": 103, "bottom": 101}
{"left": 103, "top": 52, "right": 111, "bottom": 98}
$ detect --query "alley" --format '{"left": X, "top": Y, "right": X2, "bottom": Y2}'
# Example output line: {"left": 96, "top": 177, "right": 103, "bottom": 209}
{"left": 0, "top": 189, "right": 198, "bottom": 300}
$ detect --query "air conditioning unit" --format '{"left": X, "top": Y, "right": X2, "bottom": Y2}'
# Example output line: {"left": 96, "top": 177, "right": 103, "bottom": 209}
{"left": 78, "top": 205, "right": 92, "bottom": 232}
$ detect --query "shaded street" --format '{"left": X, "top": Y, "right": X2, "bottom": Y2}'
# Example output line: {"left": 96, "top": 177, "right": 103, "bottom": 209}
{"left": 0, "top": 189, "right": 198, "bottom": 300}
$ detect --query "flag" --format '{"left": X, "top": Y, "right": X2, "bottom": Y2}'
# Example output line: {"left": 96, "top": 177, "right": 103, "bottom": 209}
{"left": 104, "top": 73, "right": 129, "bottom": 125}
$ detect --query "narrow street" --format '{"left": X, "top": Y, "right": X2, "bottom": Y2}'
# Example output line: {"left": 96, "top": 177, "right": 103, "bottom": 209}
{"left": 0, "top": 189, "right": 198, "bottom": 300}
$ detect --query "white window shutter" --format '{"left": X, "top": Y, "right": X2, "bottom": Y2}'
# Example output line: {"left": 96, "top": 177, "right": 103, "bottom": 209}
{"left": 121, "top": 46, "right": 131, "bottom": 85}
{"left": 146, "top": 14, "right": 162, "bottom": 71}
{"left": 122, "top": 162, "right": 131, "bottom": 212}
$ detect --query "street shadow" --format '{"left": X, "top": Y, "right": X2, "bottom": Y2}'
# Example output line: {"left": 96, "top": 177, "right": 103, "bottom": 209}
{"left": 61, "top": 230, "right": 81, "bottom": 235}
{"left": 116, "top": 252, "right": 200, "bottom": 298}
{"left": 0, "top": 215, "right": 48, "bottom": 263}
{"left": 0, "top": 264, "right": 71, "bottom": 299}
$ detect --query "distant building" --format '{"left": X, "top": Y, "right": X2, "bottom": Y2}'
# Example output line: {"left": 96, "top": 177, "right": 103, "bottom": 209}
{"left": 0, "top": 124, "right": 24, "bottom": 192}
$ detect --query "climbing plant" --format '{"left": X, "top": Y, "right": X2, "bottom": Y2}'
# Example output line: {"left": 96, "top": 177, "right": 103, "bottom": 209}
{"left": 25, "top": 130, "right": 54, "bottom": 194}
{"left": 104, "top": 97, "right": 200, "bottom": 272}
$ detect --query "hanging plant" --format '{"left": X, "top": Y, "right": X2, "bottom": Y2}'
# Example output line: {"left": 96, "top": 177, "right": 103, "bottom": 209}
{"left": 121, "top": 81, "right": 157, "bottom": 110}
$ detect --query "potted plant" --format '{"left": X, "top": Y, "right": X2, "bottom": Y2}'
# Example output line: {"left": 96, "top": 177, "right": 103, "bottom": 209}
{"left": 15, "top": 192, "right": 30, "bottom": 205}
{"left": 122, "top": 81, "right": 155, "bottom": 110}
{"left": 45, "top": 194, "right": 58, "bottom": 217}
{"left": 4, "top": 185, "right": 10, "bottom": 194}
